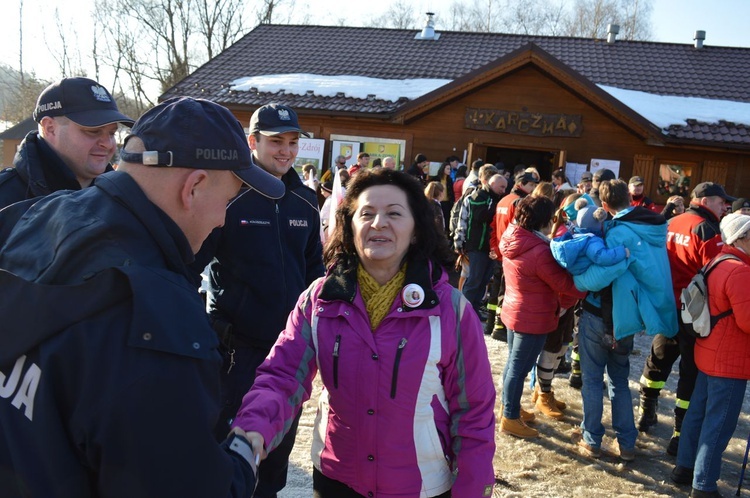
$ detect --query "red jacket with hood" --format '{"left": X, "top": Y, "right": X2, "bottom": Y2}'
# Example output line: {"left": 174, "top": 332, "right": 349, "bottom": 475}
{"left": 499, "top": 224, "right": 586, "bottom": 334}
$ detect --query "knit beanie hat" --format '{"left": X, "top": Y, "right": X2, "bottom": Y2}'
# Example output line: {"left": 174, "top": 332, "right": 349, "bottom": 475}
{"left": 576, "top": 197, "right": 607, "bottom": 231}
{"left": 720, "top": 212, "right": 750, "bottom": 245}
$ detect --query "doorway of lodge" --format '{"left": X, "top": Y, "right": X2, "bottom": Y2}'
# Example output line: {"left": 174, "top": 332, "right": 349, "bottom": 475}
{"left": 485, "top": 146, "right": 558, "bottom": 182}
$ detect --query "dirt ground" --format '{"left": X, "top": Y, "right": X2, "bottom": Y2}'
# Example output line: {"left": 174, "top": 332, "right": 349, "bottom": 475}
{"left": 277, "top": 332, "right": 750, "bottom": 498}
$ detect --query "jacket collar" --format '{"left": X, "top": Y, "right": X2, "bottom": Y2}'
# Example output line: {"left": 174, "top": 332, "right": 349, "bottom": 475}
{"left": 319, "top": 256, "right": 441, "bottom": 311}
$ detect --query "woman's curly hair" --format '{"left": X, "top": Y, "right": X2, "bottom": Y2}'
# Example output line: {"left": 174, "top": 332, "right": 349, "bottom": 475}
{"left": 324, "top": 169, "right": 454, "bottom": 269}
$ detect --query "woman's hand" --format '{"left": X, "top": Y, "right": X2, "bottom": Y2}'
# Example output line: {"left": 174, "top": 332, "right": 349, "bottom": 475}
{"left": 230, "top": 427, "right": 267, "bottom": 462}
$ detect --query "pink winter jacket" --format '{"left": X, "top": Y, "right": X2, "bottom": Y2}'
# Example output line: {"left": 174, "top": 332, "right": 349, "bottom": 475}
{"left": 232, "top": 259, "right": 496, "bottom": 497}
{"left": 695, "top": 246, "right": 750, "bottom": 379}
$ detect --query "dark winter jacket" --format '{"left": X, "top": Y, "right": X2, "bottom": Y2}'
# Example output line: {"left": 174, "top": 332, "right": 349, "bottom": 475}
{"left": 0, "top": 131, "right": 112, "bottom": 209}
{"left": 454, "top": 186, "right": 500, "bottom": 253}
{"left": 194, "top": 167, "right": 324, "bottom": 351}
{"left": 0, "top": 171, "right": 257, "bottom": 497}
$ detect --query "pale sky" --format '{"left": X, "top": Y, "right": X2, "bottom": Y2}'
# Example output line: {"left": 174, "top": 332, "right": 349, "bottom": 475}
{"left": 2, "top": 0, "right": 750, "bottom": 83}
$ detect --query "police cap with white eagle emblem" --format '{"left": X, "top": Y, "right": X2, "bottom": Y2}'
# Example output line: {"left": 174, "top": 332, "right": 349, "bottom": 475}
{"left": 33, "top": 77, "right": 134, "bottom": 127}
{"left": 120, "top": 97, "right": 284, "bottom": 199}
{"left": 249, "top": 103, "right": 310, "bottom": 137}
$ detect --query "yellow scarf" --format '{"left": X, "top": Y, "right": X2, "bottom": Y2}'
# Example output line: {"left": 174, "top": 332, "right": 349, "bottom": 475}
{"left": 358, "top": 263, "right": 407, "bottom": 331}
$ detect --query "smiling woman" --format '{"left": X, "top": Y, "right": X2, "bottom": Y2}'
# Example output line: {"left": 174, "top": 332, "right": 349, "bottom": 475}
{"left": 231, "top": 169, "right": 497, "bottom": 497}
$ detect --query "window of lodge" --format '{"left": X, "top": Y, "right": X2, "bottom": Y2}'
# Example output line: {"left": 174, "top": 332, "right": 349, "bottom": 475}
{"left": 657, "top": 162, "right": 695, "bottom": 198}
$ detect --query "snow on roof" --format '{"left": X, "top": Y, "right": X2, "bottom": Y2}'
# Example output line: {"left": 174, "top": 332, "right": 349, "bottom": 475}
{"left": 229, "top": 73, "right": 750, "bottom": 130}
{"left": 599, "top": 85, "right": 750, "bottom": 130}
{"left": 230, "top": 74, "right": 451, "bottom": 102}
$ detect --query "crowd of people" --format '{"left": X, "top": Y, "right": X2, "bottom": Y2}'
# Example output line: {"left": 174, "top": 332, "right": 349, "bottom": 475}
{"left": 0, "top": 77, "right": 748, "bottom": 498}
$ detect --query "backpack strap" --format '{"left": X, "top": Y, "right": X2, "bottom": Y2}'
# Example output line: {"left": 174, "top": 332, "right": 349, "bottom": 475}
{"left": 705, "top": 254, "right": 742, "bottom": 329}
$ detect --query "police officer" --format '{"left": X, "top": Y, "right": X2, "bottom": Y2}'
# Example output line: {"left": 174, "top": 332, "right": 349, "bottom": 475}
{"left": 0, "top": 77, "right": 134, "bottom": 208}
{"left": 0, "top": 97, "right": 283, "bottom": 497}
{"left": 193, "top": 102, "right": 324, "bottom": 498}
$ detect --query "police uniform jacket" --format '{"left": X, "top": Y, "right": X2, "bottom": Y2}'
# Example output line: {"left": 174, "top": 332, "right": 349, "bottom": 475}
{"left": 0, "top": 131, "right": 112, "bottom": 209}
{"left": 0, "top": 171, "right": 256, "bottom": 497}
{"left": 196, "top": 167, "right": 324, "bottom": 351}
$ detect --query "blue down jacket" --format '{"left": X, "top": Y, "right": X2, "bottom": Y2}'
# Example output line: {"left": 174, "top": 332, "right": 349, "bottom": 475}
{"left": 551, "top": 229, "right": 628, "bottom": 275}
{"left": 573, "top": 206, "right": 678, "bottom": 340}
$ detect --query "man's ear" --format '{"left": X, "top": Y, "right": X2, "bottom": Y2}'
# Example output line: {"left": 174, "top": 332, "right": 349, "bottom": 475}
{"left": 39, "top": 117, "right": 57, "bottom": 139}
{"left": 180, "top": 169, "right": 210, "bottom": 210}
{"left": 248, "top": 134, "right": 258, "bottom": 151}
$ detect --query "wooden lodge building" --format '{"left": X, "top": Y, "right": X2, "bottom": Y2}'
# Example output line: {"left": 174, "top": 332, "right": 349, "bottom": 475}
{"left": 162, "top": 17, "right": 750, "bottom": 200}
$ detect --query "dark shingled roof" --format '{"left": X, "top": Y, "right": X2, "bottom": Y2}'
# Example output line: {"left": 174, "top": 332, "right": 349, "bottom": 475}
{"left": 162, "top": 24, "right": 750, "bottom": 145}
{"left": 665, "top": 119, "right": 750, "bottom": 144}
{"left": 0, "top": 117, "right": 35, "bottom": 140}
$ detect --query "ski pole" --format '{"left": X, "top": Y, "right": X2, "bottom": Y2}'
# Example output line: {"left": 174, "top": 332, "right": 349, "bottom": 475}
{"left": 737, "top": 431, "right": 750, "bottom": 496}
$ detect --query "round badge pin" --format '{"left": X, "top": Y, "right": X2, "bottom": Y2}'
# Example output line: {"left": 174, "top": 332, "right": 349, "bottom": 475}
{"left": 402, "top": 283, "right": 425, "bottom": 308}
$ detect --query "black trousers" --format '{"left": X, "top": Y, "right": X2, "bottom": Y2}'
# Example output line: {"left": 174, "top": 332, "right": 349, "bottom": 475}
{"left": 543, "top": 305, "right": 575, "bottom": 353}
{"left": 640, "top": 316, "right": 698, "bottom": 404}
{"left": 313, "top": 468, "right": 451, "bottom": 498}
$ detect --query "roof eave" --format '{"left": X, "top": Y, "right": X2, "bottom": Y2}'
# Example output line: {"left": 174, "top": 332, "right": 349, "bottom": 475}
{"left": 391, "top": 42, "right": 665, "bottom": 144}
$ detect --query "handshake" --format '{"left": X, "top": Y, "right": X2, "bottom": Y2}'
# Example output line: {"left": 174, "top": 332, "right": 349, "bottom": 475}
{"left": 226, "top": 428, "right": 267, "bottom": 493}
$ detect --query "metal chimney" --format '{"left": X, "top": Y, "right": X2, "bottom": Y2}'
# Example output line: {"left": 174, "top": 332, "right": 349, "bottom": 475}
{"left": 694, "top": 30, "right": 706, "bottom": 49}
{"left": 607, "top": 24, "right": 620, "bottom": 44}
{"left": 415, "top": 12, "right": 440, "bottom": 40}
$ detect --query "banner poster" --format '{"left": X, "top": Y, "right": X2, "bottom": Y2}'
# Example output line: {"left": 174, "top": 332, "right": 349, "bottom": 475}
{"left": 590, "top": 158, "right": 621, "bottom": 180}
{"left": 294, "top": 138, "right": 326, "bottom": 177}
{"left": 332, "top": 141, "right": 361, "bottom": 169}
{"left": 363, "top": 142, "right": 401, "bottom": 164}
{"left": 565, "top": 162, "right": 589, "bottom": 187}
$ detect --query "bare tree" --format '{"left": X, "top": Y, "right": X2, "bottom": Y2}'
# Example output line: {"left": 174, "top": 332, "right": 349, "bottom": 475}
{"left": 44, "top": 9, "right": 88, "bottom": 78}
{"left": 196, "top": 0, "right": 245, "bottom": 60}
{"left": 373, "top": 0, "right": 419, "bottom": 29}
{"left": 0, "top": 65, "right": 48, "bottom": 124}
{"left": 90, "top": 0, "right": 248, "bottom": 110}
{"left": 254, "top": 0, "right": 298, "bottom": 25}
{"left": 500, "top": 0, "right": 568, "bottom": 36}
{"left": 565, "top": 0, "right": 652, "bottom": 40}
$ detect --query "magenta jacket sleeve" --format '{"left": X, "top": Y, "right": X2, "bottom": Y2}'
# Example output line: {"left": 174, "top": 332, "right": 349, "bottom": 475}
{"left": 443, "top": 289, "right": 497, "bottom": 496}
{"left": 231, "top": 281, "right": 320, "bottom": 452}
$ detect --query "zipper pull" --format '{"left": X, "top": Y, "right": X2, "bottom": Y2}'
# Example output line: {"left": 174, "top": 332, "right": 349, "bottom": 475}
{"left": 227, "top": 348, "right": 236, "bottom": 373}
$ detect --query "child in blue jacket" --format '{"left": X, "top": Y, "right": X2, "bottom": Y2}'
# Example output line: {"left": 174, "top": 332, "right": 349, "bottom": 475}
{"left": 551, "top": 198, "right": 629, "bottom": 274}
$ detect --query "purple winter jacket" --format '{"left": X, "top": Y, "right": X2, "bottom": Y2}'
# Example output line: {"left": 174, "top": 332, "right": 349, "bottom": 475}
{"left": 233, "top": 258, "right": 496, "bottom": 497}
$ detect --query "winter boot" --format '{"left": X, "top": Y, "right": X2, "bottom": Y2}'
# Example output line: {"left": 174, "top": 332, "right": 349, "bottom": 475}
{"left": 535, "top": 391, "right": 564, "bottom": 420}
{"left": 555, "top": 359, "right": 571, "bottom": 375}
{"left": 483, "top": 303, "right": 497, "bottom": 335}
{"left": 491, "top": 312, "right": 507, "bottom": 342}
{"left": 500, "top": 416, "right": 539, "bottom": 438}
{"left": 569, "top": 347, "right": 582, "bottom": 388}
{"left": 520, "top": 408, "right": 535, "bottom": 423}
{"left": 636, "top": 394, "right": 658, "bottom": 432}
{"left": 532, "top": 383, "right": 566, "bottom": 410}
{"left": 689, "top": 488, "right": 723, "bottom": 498}
{"left": 667, "top": 406, "right": 687, "bottom": 456}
